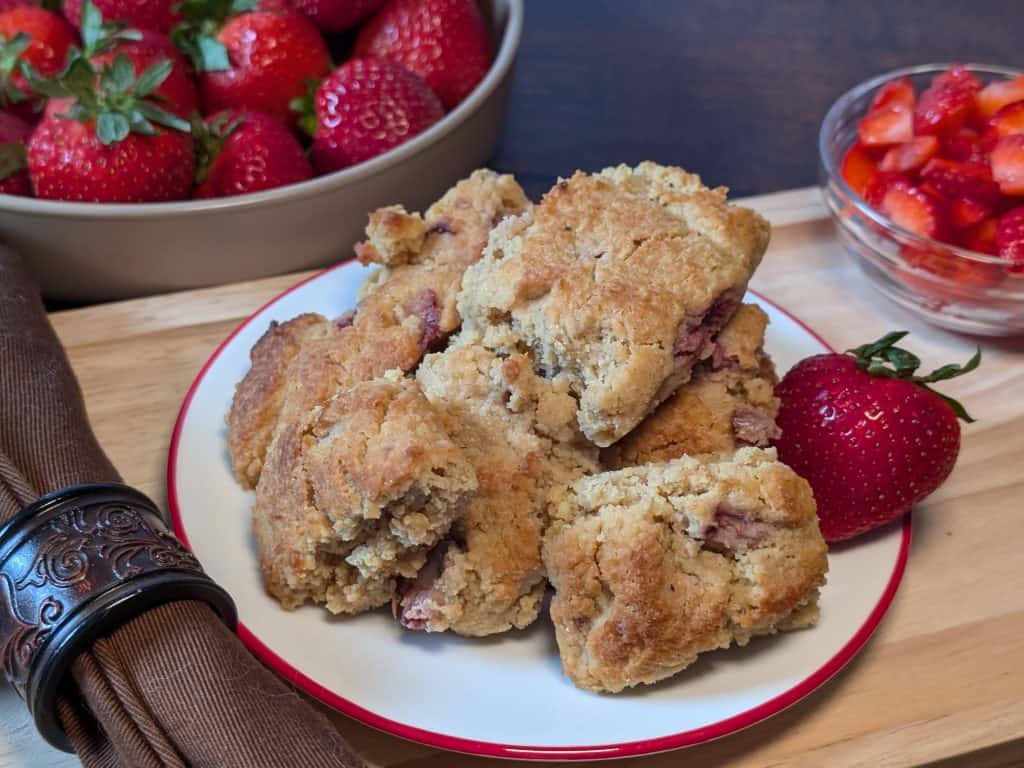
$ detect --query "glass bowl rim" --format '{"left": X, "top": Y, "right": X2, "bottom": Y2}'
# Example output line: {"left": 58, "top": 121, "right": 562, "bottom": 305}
{"left": 819, "top": 62, "right": 1024, "bottom": 267}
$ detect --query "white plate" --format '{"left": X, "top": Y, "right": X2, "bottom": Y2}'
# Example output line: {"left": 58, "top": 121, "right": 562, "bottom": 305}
{"left": 168, "top": 262, "right": 910, "bottom": 761}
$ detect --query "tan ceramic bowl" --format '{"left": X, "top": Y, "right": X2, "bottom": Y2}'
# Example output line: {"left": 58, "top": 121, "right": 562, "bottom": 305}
{"left": 0, "top": 0, "right": 522, "bottom": 302}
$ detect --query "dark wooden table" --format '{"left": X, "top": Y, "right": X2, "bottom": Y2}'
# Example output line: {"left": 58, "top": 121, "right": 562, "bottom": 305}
{"left": 493, "top": 0, "right": 1022, "bottom": 199}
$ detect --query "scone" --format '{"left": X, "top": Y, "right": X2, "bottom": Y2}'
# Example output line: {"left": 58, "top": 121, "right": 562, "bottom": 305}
{"left": 253, "top": 374, "right": 476, "bottom": 614}
{"left": 602, "top": 303, "right": 781, "bottom": 468}
{"left": 459, "top": 162, "right": 770, "bottom": 446}
{"left": 543, "top": 447, "right": 828, "bottom": 693}
{"left": 227, "top": 169, "right": 530, "bottom": 488}
{"left": 396, "top": 342, "right": 598, "bottom": 636}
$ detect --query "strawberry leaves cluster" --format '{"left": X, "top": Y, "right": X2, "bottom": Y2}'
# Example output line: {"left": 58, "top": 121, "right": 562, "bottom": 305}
{"left": 172, "top": 0, "right": 255, "bottom": 72}
{"left": 847, "top": 331, "right": 981, "bottom": 422}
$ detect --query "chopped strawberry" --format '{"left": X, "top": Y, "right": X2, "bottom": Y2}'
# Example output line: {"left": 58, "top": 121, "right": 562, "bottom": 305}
{"left": 863, "top": 171, "right": 910, "bottom": 207}
{"left": 996, "top": 207, "right": 1024, "bottom": 273}
{"left": 991, "top": 135, "right": 1024, "bottom": 196}
{"left": 949, "top": 197, "right": 992, "bottom": 230}
{"left": 963, "top": 218, "right": 1000, "bottom": 255}
{"left": 858, "top": 78, "right": 914, "bottom": 146}
{"left": 914, "top": 65, "right": 981, "bottom": 137}
{"left": 976, "top": 75, "right": 1024, "bottom": 121}
{"left": 987, "top": 101, "right": 1024, "bottom": 142}
{"left": 878, "top": 181, "right": 947, "bottom": 239}
{"left": 941, "top": 128, "right": 986, "bottom": 164}
{"left": 879, "top": 136, "right": 939, "bottom": 173}
{"left": 920, "top": 158, "right": 1001, "bottom": 205}
{"left": 902, "top": 244, "right": 1002, "bottom": 287}
{"left": 840, "top": 142, "right": 878, "bottom": 197}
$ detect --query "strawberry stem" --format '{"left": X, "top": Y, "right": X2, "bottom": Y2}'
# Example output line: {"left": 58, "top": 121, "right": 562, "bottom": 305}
{"left": 847, "top": 331, "right": 980, "bottom": 423}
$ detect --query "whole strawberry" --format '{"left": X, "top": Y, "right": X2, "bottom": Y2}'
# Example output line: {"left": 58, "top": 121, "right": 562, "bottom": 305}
{"left": 174, "top": 0, "right": 331, "bottom": 127}
{"left": 64, "top": 0, "right": 182, "bottom": 34}
{"left": 194, "top": 109, "right": 312, "bottom": 198}
{"left": 291, "top": 0, "right": 386, "bottom": 32}
{"left": 26, "top": 52, "right": 194, "bottom": 202}
{"left": 0, "top": 6, "right": 76, "bottom": 121}
{"left": 354, "top": 0, "right": 490, "bottom": 109}
{"left": 0, "top": 110, "right": 31, "bottom": 195}
{"left": 775, "top": 332, "right": 979, "bottom": 542}
{"left": 302, "top": 56, "right": 443, "bottom": 173}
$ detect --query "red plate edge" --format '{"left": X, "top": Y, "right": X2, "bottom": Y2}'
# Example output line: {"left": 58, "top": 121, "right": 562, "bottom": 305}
{"left": 166, "top": 265, "right": 914, "bottom": 762}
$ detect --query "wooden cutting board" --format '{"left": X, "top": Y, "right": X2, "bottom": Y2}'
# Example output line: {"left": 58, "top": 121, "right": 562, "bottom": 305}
{"left": 3, "top": 187, "right": 1022, "bottom": 768}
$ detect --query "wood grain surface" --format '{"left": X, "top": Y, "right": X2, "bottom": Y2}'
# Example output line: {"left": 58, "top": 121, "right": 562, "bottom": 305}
{"left": 2, "top": 188, "right": 1022, "bottom": 767}
{"left": 495, "top": 1, "right": 1023, "bottom": 200}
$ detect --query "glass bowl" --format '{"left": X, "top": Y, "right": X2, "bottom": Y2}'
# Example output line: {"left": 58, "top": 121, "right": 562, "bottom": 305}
{"left": 819, "top": 63, "right": 1024, "bottom": 336}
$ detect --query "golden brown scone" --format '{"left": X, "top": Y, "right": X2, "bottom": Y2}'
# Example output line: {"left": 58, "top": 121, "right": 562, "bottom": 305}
{"left": 602, "top": 303, "right": 781, "bottom": 468}
{"left": 253, "top": 374, "right": 476, "bottom": 614}
{"left": 459, "top": 162, "right": 770, "bottom": 447}
{"left": 396, "top": 342, "right": 598, "bottom": 636}
{"left": 543, "top": 447, "right": 828, "bottom": 693}
{"left": 227, "top": 169, "right": 530, "bottom": 488}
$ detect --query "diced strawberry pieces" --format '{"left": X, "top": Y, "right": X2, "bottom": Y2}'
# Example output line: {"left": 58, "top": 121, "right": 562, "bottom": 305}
{"left": 949, "top": 197, "right": 992, "bottom": 230}
{"left": 859, "top": 78, "right": 915, "bottom": 146}
{"left": 941, "top": 129, "right": 986, "bottom": 164}
{"left": 914, "top": 65, "right": 981, "bottom": 137}
{"left": 879, "top": 182, "right": 947, "bottom": 239}
{"left": 976, "top": 75, "right": 1024, "bottom": 121}
{"left": 901, "top": 244, "right": 1002, "bottom": 287}
{"left": 840, "top": 142, "right": 879, "bottom": 198}
{"left": 864, "top": 171, "right": 911, "bottom": 208}
{"left": 996, "top": 207, "right": 1024, "bottom": 273}
{"left": 991, "top": 135, "right": 1024, "bottom": 196}
{"left": 879, "top": 136, "right": 939, "bottom": 173}
{"left": 964, "top": 218, "right": 999, "bottom": 255}
{"left": 920, "top": 158, "right": 1001, "bottom": 205}
{"left": 988, "top": 101, "right": 1024, "bottom": 139}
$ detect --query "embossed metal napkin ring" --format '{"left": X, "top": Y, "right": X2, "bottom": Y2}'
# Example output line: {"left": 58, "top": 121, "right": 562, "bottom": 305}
{"left": 0, "top": 482, "right": 236, "bottom": 751}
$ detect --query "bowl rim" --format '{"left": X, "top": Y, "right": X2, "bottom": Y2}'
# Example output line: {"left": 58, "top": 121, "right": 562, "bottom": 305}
{"left": 0, "top": 0, "right": 523, "bottom": 219}
{"left": 819, "top": 62, "right": 1023, "bottom": 267}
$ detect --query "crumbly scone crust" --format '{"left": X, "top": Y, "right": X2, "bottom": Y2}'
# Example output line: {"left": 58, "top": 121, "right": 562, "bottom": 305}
{"left": 254, "top": 374, "right": 476, "bottom": 614}
{"left": 602, "top": 303, "right": 781, "bottom": 468}
{"left": 543, "top": 447, "right": 828, "bottom": 693}
{"left": 397, "top": 341, "right": 598, "bottom": 636}
{"left": 458, "top": 162, "right": 771, "bottom": 446}
{"left": 227, "top": 169, "right": 530, "bottom": 488}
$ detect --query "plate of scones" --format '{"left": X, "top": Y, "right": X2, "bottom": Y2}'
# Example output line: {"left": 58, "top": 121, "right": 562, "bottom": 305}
{"left": 169, "top": 162, "right": 909, "bottom": 760}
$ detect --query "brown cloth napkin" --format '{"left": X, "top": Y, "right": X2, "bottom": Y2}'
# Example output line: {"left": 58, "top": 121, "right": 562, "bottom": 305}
{"left": 0, "top": 247, "right": 365, "bottom": 768}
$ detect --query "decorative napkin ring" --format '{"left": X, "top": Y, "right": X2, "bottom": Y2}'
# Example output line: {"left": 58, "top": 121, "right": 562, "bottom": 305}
{"left": 0, "top": 482, "right": 236, "bottom": 751}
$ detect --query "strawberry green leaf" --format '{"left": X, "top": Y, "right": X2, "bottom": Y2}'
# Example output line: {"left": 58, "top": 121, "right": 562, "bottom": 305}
{"left": 97, "top": 111, "right": 130, "bottom": 145}
{"left": 134, "top": 58, "right": 174, "bottom": 97}
{"left": 197, "top": 35, "right": 231, "bottom": 72}
{"left": 920, "top": 385, "right": 976, "bottom": 424}
{"left": 0, "top": 142, "right": 27, "bottom": 181}
{"left": 914, "top": 348, "right": 982, "bottom": 384}
{"left": 80, "top": 0, "right": 105, "bottom": 49}
{"left": 847, "top": 331, "right": 909, "bottom": 361}
{"left": 136, "top": 101, "right": 191, "bottom": 133}
{"left": 103, "top": 54, "right": 137, "bottom": 94}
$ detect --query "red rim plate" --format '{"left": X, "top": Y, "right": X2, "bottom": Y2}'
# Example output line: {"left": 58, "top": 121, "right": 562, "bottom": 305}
{"left": 167, "top": 261, "right": 912, "bottom": 761}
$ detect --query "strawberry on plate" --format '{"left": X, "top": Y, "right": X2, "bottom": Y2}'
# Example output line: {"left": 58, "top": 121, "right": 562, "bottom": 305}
{"left": 991, "top": 135, "right": 1024, "bottom": 196}
{"left": 996, "top": 206, "right": 1024, "bottom": 272}
{"left": 26, "top": 51, "right": 194, "bottom": 201}
{"left": 194, "top": 109, "right": 312, "bottom": 198}
{"left": 914, "top": 64, "right": 981, "bottom": 137}
{"left": 175, "top": 0, "right": 331, "bottom": 127}
{"left": 0, "top": 6, "right": 76, "bottom": 121}
{"left": 976, "top": 74, "right": 1024, "bottom": 121}
{"left": 0, "top": 110, "right": 31, "bottom": 195}
{"left": 291, "top": 0, "right": 387, "bottom": 32}
{"left": 775, "top": 331, "right": 980, "bottom": 542}
{"left": 354, "top": 0, "right": 490, "bottom": 109}
{"left": 64, "top": 0, "right": 182, "bottom": 33}
{"left": 857, "top": 78, "right": 914, "bottom": 146}
{"left": 303, "top": 56, "right": 443, "bottom": 173}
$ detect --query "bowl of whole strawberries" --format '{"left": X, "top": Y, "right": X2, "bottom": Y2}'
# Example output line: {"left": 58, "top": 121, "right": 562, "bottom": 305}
{"left": 0, "top": 0, "right": 521, "bottom": 301}
{"left": 821, "top": 63, "right": 1024, "bottom": 336}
